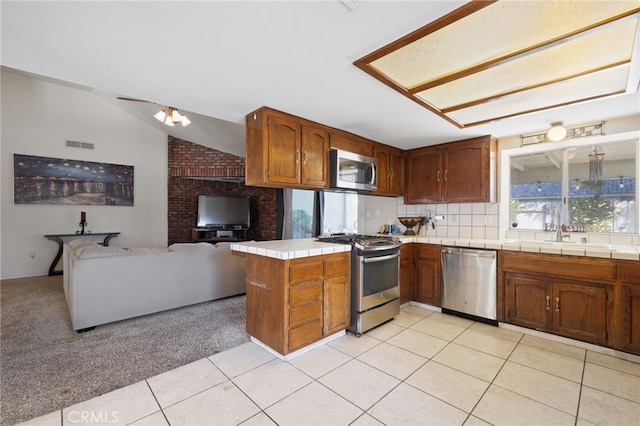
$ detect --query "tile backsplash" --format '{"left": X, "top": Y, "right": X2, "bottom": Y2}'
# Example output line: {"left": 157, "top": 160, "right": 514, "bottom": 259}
{"left": 396, "top": 198, "right": 500, "bottom": 240}
{"left": 395, "top": 197, "right": 640, "bottom": 245}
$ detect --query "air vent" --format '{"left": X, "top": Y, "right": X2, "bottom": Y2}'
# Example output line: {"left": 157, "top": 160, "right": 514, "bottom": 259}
{"left": 66, "top": 140, "right": 95, "bottom": 150}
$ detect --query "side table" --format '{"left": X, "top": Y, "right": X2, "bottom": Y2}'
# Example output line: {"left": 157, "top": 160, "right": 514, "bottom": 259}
{"left": 44, "top": 232, "right": 120, "bottom": 276}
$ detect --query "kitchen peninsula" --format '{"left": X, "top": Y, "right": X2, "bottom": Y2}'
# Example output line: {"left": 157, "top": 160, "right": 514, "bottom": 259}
{"left": 231, "top": 239, "right": 352, "bottom": 359}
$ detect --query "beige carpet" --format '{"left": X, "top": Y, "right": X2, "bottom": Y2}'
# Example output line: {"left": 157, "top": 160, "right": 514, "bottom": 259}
{"left": 0, "top": 275, "right": 249, "bottom": 425}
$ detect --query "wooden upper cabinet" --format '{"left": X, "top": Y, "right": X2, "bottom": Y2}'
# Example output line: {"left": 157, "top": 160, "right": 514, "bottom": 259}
{"left": 404, "top": 145, "right": 441, "bottom": 203}
{"left": 245, "top": 107, "right": 329, "bottom": 189}
{"left": 301, "top": 124, "right": 330, "bottom": 187}
{"left": 375, "top": 144, "right": 404, "bottom": 196}
{"left": 404, "top": 135, "right": 497, "bottom": 204}
{"left": 329, "top": 132, "right": 374, "bottom": 157}
{"left": 247, "top": 106, "right": 407, "bottom": 193}
{"left": 266, "top": 113, "right": 301, "bottom": 185}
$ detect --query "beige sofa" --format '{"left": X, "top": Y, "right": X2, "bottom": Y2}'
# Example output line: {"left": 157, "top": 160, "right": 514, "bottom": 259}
{"left": 62, "top": 240, "right": 246, "bottom": 331}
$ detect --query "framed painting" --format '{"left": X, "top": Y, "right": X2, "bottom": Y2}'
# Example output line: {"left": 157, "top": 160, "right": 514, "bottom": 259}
{"left": 14, "top": 154, "right": 134, "bottom": 206}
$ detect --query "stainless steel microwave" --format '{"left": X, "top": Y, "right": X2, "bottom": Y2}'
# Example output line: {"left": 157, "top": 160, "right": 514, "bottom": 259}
{"left": 330, "top": 149, "right": 378, "bottom": 191}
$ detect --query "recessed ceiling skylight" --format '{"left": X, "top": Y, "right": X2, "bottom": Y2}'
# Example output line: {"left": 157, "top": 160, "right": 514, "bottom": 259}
{"left": 354, "top": 0, "right": 640, "bottom": 128}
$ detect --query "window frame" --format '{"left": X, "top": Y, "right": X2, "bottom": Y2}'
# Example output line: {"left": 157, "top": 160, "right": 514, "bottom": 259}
{"left": 499, "top": 130, "right": 640, "bottom": 237}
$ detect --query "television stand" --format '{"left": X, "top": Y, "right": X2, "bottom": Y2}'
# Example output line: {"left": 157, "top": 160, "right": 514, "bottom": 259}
{"left": 192, "top": 228, "right": 248, "bottom": 243}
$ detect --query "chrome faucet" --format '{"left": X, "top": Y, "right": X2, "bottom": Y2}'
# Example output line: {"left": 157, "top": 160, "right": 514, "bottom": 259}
{"left": 550, "top": 206, "right": 570, "bottom": 242}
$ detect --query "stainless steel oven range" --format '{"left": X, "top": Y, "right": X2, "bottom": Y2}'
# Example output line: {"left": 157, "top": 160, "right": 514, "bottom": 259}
{"left": 317, "top": 234, "right": 401, "bottom": 334}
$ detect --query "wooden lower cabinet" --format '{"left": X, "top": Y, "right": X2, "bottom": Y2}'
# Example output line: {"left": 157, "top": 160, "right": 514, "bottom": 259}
{"left": 553, "top": 282, "right": 607, "bottom": 345}
{"left": 505, "top": 273, "right": 608, "bottom": 345}
{"left": 505, "top": 274, "right": 552, "bottom": 331}
{"left": 245, "top": 251, "right": 350, "bottom": 355}
{"left": 501, "top": 251, "right": 614, "bottom": 348}
{"left": 399, "top": 244, "right": 414, "bottom": 304}
{"left": 323, "top": 275, "right": 351, "bottom": 336}
{"left": 399, "top": 243, "right": 441, "bottom": 307}
{"left": 619, "top": 261, "right": 640, "bottom": 354}
{"left": 415, "top": 245, "right": 441, "bottom": 306}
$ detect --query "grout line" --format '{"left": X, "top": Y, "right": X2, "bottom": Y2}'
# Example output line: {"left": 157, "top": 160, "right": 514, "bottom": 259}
{"left": 574, "top": 349, "right": 588, "bottom": 425}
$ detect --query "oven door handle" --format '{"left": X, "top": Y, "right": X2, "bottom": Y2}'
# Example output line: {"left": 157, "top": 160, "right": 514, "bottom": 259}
{"left": 361, "top": 253, "right": 399, "bottom": 263}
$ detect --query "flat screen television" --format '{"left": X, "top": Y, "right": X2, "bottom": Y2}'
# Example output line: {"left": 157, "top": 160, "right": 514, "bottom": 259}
{"left": 197, "top": 195, "right": 250, "bottom": 228}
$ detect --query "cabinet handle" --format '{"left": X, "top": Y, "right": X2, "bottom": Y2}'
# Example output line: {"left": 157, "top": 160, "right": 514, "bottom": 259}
{"left": 389, "top": 168, "right": 394, "bottom": 178}
{"left": 444, "top": 170, "right": 448, "bottom": 181}
{"left": 303, "top": 151, "right": 307, "bottom": 164}
{"left": 296, "top": 149, "right": 300, "bottom": 164}
{"left": 436, "top": 171, "right": 440, "bottom": 182}
{"left": 545, "top": 295, "right": 550, "bottom": 311}
{"left": 555, "top": 297, "right": 560, "bottom": 312}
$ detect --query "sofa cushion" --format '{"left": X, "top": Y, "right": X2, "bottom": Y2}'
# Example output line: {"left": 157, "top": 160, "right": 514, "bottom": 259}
{"left": 77, "top": 246, "right": 129, "bottom": 259}
{"left": 168, "top": 242, "right": 216, "bottom": 252}
{"left": 127, "top": 247, "right": 169, "bottom": 255}
{"left": 68, "top": 238, "right": 100, "bottom": 252}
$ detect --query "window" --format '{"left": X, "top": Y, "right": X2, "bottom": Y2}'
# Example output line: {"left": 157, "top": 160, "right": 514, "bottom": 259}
{"left": 504, "top": 132, "right": 638, "bottom": 235}
{"left": 321, "top": 191, "right": 359, "bottom": 235}
{"left": 282, "top": 189, "right": 316, "bottom": 239}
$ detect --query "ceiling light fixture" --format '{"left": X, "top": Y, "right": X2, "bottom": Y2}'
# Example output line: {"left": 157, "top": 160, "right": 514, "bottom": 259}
{"left": 521, "top": 121, "right": 605, "bottom": 146}
{"left": 547, "top": 121, "right": 568, "bottom": 142}
{"left": 154, "top": 107, "right": 191, "bottom": 127}
{"left": 354, "top": 1, "right": 640, "bottom": 128}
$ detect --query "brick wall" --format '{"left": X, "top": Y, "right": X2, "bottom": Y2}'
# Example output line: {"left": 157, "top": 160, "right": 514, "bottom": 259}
{"left": 167, "top": 136, "right": 278, "bottom": 244}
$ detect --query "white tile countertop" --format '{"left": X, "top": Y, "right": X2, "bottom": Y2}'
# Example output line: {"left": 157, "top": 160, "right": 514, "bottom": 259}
{"left": 397, "top": 236, "right": 640, "bottom": 261}
{"left": 232, "top": 236, "right": 640, "bottom": 261}
{"left": 230, "top": 238, "right": 351, "bottom": 260}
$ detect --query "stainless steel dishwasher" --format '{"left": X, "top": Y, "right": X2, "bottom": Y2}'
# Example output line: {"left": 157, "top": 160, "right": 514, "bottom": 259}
{"left": 441, "top": 246, "right": 497, "bottom": 324}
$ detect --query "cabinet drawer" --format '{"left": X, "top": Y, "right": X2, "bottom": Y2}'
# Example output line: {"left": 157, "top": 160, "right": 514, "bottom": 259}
{"left": 501, "top": 252, "right": 616, "bottom": 282}
{"left": 289, "top": 320, "right": 323, "bottom": 352}
{"left": 289, "top": 259, "right": 323, "bottom": 283}
{"left": 290, "top": 302, "right": 322, "bottom": 328}
{"left": 620, "top": 262, "right": 640, "bottom": 285}
{"left": 324, "top": 253, "right": 349, "bottom": 276}
{"left": 290, "top": 280, "right": 322, "bottom": 306}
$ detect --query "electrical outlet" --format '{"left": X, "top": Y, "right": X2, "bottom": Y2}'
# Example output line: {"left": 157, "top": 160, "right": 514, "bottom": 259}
{"left": 451, "top": 215, "right": 458, "bottom": 224}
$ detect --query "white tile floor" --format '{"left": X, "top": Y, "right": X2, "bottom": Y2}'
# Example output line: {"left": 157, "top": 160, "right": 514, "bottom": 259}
{"left": 23, "top": 306, "right": 640, "bottom": 426}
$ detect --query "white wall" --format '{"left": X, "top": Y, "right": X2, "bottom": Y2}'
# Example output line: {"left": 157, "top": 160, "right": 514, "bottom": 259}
{"left": 1, "top": 70, "right": 169, "bottom": 278}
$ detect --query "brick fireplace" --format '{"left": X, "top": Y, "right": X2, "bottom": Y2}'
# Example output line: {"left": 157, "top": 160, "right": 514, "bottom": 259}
{"left": 167, "top": 136, "right": 278, "bottom": 244}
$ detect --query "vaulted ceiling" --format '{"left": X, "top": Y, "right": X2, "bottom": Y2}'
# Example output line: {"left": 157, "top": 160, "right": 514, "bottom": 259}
{"left": 2, "top": 1, "right": 639, "bottom": 155}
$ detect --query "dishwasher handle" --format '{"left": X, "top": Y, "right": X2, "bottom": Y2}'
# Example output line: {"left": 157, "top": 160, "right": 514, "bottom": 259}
{"left": 441, "top": 248, "right": 496, "bottom": 259}
{"left": 362, "top": 253, "right": 399, "bottom": 264}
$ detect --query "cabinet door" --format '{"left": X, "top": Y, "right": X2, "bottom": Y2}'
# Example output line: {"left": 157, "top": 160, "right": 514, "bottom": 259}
{"left": 300, "top": 124, "right": 329, "bottom": 188}
{"left": 404, "top": 147, "right": 442, "bottom": 203}
{"left": 505, "top": 274, "right": 553, "bottom": 331}
{"left": 388, "top": 148, "right": 404, "bottom": 196}
{"left": 443, "top": 138, "right": 488, "bottom": 203}
{"left": 620, "top": 285, "right": 640, "bottom": 354}
{"left": 399, "top": 244, "right": 414, "bottom": 305}
{"left": 323, "top": 275, "right": 350, "bottom": 336}
{"left": 553, "top": 282, "right": 607, "bottom": 345}
{"left": 266, "top": 113, "right": 301, "bottom": 185}
{"left": 375, "top": 148, "right": 390, "bottom": 194}
{"left": 415, "top": 246, "right": 440, "bottom": 306}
